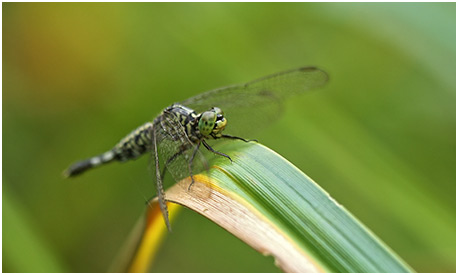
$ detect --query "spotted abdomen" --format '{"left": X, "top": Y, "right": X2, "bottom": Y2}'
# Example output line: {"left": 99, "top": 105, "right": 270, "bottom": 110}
{"left": 113, "top": 122, "right": 153, "bottom": 161}
{"left": 64, "top": 122, "right": 153, "bottom": 177}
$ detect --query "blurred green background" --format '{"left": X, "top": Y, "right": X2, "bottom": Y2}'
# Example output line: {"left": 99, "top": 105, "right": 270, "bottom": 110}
{"left": 3, "top": 2, "right": 455, "bottom": 273}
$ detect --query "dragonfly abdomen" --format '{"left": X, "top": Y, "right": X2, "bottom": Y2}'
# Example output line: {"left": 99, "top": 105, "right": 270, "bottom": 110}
{"left": 113, "top": 122, "right": 154, "bottom": 161}
{"left": 64, "top": 150, "right": 116, "bottom": 177}
{"left": 65, "top": 122, "right": 154, "bottom": 177}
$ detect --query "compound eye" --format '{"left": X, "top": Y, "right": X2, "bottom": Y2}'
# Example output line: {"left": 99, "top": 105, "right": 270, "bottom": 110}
{"left": 198, "top": 111, "right": 216, "bottom": 136}
{"left": 211, "top": 107, "right": 224, "bottom": 116}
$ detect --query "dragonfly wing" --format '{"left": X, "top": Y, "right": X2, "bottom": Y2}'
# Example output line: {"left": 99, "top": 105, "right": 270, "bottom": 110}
{"left": 152, "top": 111, "right": 207, "bottom": 231}
{"left": 155, "top": 111, "right": 206, "bottom": 183}
{"left": 180, "top": 67, "right": 328, "bottom": 137}
{"left": 181, "top": 67, "right": 328, "bottom": 111}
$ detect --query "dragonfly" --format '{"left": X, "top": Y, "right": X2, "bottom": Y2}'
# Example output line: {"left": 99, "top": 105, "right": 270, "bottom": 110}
{"left": 64, "top": 66, "right": 329, "bottom": 231}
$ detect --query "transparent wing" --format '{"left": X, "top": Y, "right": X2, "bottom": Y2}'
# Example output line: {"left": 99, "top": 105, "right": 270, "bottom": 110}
{"left": 180, "top": 67, "right": 328, "bottom": 137}
{"left": 155, "top": 111, "right": 206, "bottom": 183}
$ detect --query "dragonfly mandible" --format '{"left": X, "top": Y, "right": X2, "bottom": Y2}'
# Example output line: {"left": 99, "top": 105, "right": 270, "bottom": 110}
{"left": 64, "top": 67, "right": 329, "bottom": 230}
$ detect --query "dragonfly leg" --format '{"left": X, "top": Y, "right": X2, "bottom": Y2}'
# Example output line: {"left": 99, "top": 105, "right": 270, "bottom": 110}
{"left": 202, "top": 140, "right": 232, "bottom": 163}
{"left": 187, "top": 141, "right": 201, "bottom": 191}
{"left": 152, "top": 125, "right": 172, "bottom": 232}
{"left": 221, "top": 134, "right": 258, "bottom": 143}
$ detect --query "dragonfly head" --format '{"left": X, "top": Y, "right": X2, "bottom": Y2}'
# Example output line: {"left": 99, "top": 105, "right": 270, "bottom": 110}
{"left": 198, "top": 107, "right": 227, "bottom": 138}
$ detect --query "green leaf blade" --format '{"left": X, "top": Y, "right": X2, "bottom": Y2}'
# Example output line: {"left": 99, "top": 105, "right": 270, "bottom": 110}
{"left": 168, "top": 141, "right": 413, "bottom": 272}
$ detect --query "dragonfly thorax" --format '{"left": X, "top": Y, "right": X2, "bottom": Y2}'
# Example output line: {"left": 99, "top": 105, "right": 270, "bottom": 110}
{"left": 161, "top": 104, "right": 227, "bottom": 143}
{"left": 197, "top": 107, "right": 227, "bottom": 139}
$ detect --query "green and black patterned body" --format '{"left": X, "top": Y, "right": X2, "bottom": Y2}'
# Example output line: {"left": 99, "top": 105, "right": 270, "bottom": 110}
{"left": 64, "top": 103, "right": 226, "bottom": 177}
{"left": 64, "top": 67, "right": 329, "bottom": 231}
